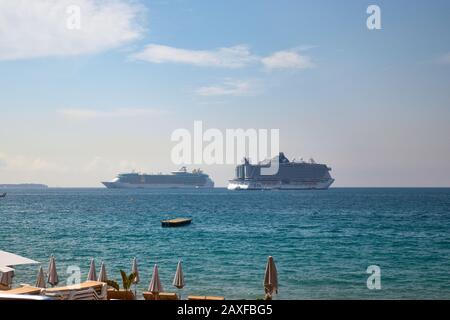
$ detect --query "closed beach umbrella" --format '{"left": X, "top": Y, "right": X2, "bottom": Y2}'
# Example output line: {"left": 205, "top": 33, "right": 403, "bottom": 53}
{"left": 263, "top": 256, "right": 278, "bottom": 299}
{"left": 173, "top": 260, "right": 185, "bottom": 300}
{"left": 172, "top": 261, "right": 184, "bottom": 289}
{"left": 98, "top": 261, "right": 108, "bottom": 282}
{"left": 131, "top": 257, "right": 140, "bottom": 284}
{"left": 0, "top": 266, "right": 14, "bottom": 288}
{"left": 35, "top": 266, "right": 46, "bottom": 288}
{"left": 47, "top": 255, "right": 59, "bottom": 287}
{"left": 148, "top": 264, "right": 163, "bottom": 296}
{"left": 87, "top": 258, "right": 97, "bottom": 282}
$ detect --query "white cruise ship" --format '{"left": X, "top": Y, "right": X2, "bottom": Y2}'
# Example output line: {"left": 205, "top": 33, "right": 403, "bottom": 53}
{"left": 102, "top": 167, "right": 214, "bottom": 189}
{"left": 228, "top": 152, "right": 334, "bottom": 190}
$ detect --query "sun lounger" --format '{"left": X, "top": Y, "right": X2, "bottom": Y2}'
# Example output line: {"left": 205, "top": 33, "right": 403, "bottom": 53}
{"left": 43, "top": 287, "right": 96, "bottom": 300}
{"left": 42, "top": 281, "right": 107, "bottom": 300}
{"left": 4, "top": 286, "right": 42, "bottom": 295}
{"left": 143, "top": 292, "right": 179, "bottom": 300}
{"left": 188, "top": 295, "right": 225, "bottom": 300}
{"left": 43, "top": 281, "right": 105, "bottom": 294}
{"left": 0, "top": 284, "right": 10, "bottom": 291}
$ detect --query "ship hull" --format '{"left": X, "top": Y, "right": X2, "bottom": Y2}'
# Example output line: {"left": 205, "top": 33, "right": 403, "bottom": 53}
{"left": 102, "top": 181, "right": 214, "bottom": 189}
{"left": 227, "top": 179, "right": 334, "bottom": 191}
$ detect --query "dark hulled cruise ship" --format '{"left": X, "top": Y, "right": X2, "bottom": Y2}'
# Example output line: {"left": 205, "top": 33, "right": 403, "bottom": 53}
{"left": 102, "top": 167, "right": 214, "bottom": 189}
{"left": 228, "top": 152, "right": 334, "bottom": 190}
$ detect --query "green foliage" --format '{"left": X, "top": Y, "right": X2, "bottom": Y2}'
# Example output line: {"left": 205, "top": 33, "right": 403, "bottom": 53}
{"left": 128, "top": 273, "right": 136, "bottom": 288}
{"left": 120, "top": 270, "right": 136, "bottom": 291}
{"left": 108, "top": 270, "right": 136, "bottom": 292}
{"left": 106, "top": 280, "right": 120, "bottom": 291}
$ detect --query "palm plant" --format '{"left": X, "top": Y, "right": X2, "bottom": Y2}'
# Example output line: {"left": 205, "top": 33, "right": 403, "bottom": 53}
{"left": 107, "top": 270, "right": 136, "bottom": 292}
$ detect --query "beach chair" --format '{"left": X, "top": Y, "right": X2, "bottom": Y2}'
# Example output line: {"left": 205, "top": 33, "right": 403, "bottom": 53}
{"left": 71, "top": 284, "right": 107, "bottom": 300}
{"left": 42, "top": 281, "right": 107, "bottom": 300}
{"left": 188, "top": 295, "right": 225, "bottom": 300}
{"left": 93, "top": 282, "right": 107, "bottom": 300}
{"left": 43, "top": 285, "right": 107, "bottom": 300}
{"left": 44, "top": 288, "right": 90, "bottom": 300}
{"left": 3, "top": 285, "right": 42, "bottom": 295}
{"left": 143, "top": 292, "right": 179, "bottom": 300}
{"left": 0, "top": 284, "right": 10, "bottom": 291}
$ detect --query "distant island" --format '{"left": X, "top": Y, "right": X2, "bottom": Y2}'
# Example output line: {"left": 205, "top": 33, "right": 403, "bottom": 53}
{"left": 0, "top": 184, "right": 48, "bottom": 189}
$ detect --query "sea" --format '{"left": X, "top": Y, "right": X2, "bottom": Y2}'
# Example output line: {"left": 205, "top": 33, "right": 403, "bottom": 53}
{"left": 1, "top": 188, "right": 450, "bottom": 299}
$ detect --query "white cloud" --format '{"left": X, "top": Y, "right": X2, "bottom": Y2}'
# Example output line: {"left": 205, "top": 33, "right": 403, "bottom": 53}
{"left": 30, "top": 158, "right": 68, "bottom": 172}
{"left": 196, "top": 79, "right": 258, "bottom": 97}
{"left": 83, "top": 156, "right": 139, "bottom": 174}
{"left": 131, "top": 44, "right": 258, "bottom": 68}
{"left": 131, "top": 44, "right": 316, "bottom": 71}
{"left": 261, "top": 50, "right": 314, "bottom": 70}
{"left": 58, "top": 108, "right": 166, "bottom": 119}
{"left": 0, "top": 154, "right": 69, "bottom": 173}
{"left": 0, "top": 0, "right": 144, "bottom": 60}
{"left": 0, "top": 153, "right": 138, "bottom": 180}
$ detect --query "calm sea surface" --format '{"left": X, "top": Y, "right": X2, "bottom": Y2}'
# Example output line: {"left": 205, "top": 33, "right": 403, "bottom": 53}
{"left": 1, "top": 188, "right": 450, "bottom": 299}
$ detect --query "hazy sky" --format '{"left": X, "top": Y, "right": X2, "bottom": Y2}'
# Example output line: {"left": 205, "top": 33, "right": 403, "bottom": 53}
{"left": 1, "top": 0, "right": 450, "bottom": 187}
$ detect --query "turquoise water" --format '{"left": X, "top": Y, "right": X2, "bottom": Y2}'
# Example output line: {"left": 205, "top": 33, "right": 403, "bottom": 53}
{"left": 1, "top": 188, "right": 450, "bottom": 299}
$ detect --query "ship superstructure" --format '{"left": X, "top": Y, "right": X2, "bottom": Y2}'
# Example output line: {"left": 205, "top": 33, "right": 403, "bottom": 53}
{"left": 228, "top": 153, "right": 334, "bottom": 190}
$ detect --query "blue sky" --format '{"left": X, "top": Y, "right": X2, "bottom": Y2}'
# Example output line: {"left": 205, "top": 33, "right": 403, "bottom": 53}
{"left": 0, "top": 0, "right": 450, "bottom": 187}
